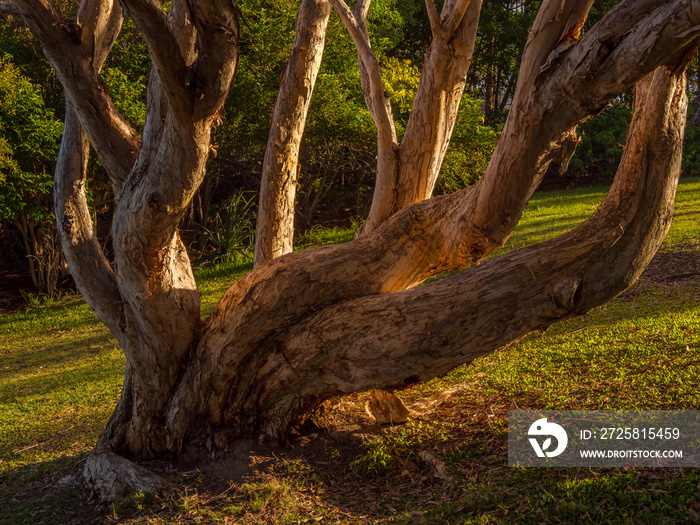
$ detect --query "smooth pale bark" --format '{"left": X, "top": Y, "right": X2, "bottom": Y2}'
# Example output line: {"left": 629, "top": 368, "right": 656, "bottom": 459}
{"left": 254, "top": 0, "right": 331, "bottom": 267}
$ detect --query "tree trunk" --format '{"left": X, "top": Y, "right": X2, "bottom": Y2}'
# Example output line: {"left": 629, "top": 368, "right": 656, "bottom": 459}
{"left": 254, "top": 0, "right": 331, "bottom": 267}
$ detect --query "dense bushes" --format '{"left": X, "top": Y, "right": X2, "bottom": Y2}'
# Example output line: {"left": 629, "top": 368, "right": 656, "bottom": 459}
{"left": 0, "top": 56, "right": 63, "bottom": 292}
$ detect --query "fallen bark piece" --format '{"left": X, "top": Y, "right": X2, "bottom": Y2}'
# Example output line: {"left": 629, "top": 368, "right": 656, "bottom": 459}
{"left": 418, "top": 450, "right": 451, "bottom": 482}
{"left": 364, "top": 389, "right": 410, "bottom": 424}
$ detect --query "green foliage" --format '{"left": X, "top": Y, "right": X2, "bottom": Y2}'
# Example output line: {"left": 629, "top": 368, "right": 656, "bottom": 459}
{"left": 682, "top": 88, "right": 700, "bottom": 175}
{"left": 0, "top": 135, "right": 19, "bottom": 184}
{"left": 197, "top": 191, "right": 257, "bottom": 264}
{"left": 682, "top": 122, "right": 700, "bottom": 175}
{"left": 0, "top": 55, "right": 62, "bottom": 224}
{"left": 0, "top": 18, "right": 62, "bottom": 112}
{"left": 437, "top": 96, "right": 500, "bottom": 193}
{"left": 381, "top": 56, "right": 420, "bottom": 126}
{"left": 355, "top": 419, "right": 450, "bottom": 475}
{"left": 569, "top": 99, "right": 632, "bottom": 180}
{"left": 101, "top": 67, "right": 146, "bottom": 130}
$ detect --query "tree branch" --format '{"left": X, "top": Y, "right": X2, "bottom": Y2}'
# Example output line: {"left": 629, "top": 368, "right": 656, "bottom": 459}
{"left": 330, "top": 0, "right": 396, "bottom": 145}
{"left": 11, "top": 0, "right": 139, "bottom": 195}
{"left": 512, "top": 0, "right": 595, "bottom": 106}
{"left": 352, "top": 0, "right": 371, "bottom": 22}
{"left": 254, "top": 0, "right": 331, "bottom": 267}
{"left": 424, "top": 0, "right": 442, "bottom": 39}
{"left": 366, "top": 0, "right": 481, "bottom": 230}
{"left": 467, "top": 0, "right": 697, "bottom": 260}
{"left": 330, "top": 0, "right": 398, "bottom": 233}
{"left": 184, "top": 0, "right": 240, "bottom": 121}
{"left": 54, "top": 102, "right": 125, "bottom": 345}
{"left": 119, "top": 0, "right": 192, "bottom": 122}
{"left": 77, "top": 0, "right": 123, "bottom": 68}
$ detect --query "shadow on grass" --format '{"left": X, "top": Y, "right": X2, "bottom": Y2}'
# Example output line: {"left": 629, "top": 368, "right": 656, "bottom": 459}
{"left": 0, "top": 454, "right": 101, "bottom": 525}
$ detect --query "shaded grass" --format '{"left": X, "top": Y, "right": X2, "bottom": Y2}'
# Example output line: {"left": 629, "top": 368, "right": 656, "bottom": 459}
{"left": 1, "top": 178, "right": 699, "bottom": 523}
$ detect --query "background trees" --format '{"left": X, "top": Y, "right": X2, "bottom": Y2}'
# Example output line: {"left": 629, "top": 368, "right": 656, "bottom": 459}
{"left": 6, "top": 0, "right": 698, "bottom": 287}
{"left": 0, "top": 56, "right": 63, "bottom": 292}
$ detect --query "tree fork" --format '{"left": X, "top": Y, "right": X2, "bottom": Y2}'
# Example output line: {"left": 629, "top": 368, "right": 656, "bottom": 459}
{"left": 6, "top": 0, "right": 700, "bottom": 504}
{"left": 160, "top": 62, "right": 688, "bottom": 453}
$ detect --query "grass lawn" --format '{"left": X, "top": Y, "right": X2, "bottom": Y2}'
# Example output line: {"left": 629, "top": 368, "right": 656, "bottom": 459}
{"left": 0, "top": 178, "right": 699, "bottom": 524}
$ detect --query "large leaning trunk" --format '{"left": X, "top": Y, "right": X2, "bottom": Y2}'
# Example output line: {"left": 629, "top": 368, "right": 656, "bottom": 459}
{"left": 162, "top": 62, "right": 689, "bottom": 445}
{"left": 5, "top": 0, "right": 700, "bottom": 502}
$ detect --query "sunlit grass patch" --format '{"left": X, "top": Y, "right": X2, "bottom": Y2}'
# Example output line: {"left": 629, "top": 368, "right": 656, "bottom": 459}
{"left": 0, "top": 178, "right": 698, "bottom": 523}
{"left": 0, "top": 296, "right": 122, "bottom": 482}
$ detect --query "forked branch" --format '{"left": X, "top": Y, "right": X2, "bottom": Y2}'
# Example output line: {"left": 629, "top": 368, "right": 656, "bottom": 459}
{"left": 10, "top": 0, "right": 139, "bottom": 194}
{"left": 119, "top": 0, "right": 192, "bottom": 122}
{"left": 380, "top": 0, "right": 481, "bottom": 228}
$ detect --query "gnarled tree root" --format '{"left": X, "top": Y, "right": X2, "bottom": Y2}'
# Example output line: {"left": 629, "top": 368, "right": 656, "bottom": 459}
{"left": 83, "top": 447, "right": 172, "bottom": 502}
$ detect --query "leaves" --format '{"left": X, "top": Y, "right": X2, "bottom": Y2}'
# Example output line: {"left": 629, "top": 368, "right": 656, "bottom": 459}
{"left": 0, "top": 55, "right": 62, "bottom": 223}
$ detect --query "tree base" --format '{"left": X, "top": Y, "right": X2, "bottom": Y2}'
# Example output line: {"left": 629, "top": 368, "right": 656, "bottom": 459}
{"left": 83, "top": 447, "right": 172, "bottom": 502}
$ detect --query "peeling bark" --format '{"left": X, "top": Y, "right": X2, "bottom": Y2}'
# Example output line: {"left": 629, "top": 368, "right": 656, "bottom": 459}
{"left": 255, "top": 0, "right": 331, "bottom": 267}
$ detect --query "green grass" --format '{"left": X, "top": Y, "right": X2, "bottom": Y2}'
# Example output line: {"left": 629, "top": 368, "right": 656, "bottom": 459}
{"left": 498, "top": 176, "right": 700, "bottom": 254}
{"left": 1, "top": 178, "right": 699, "bottom": 524}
